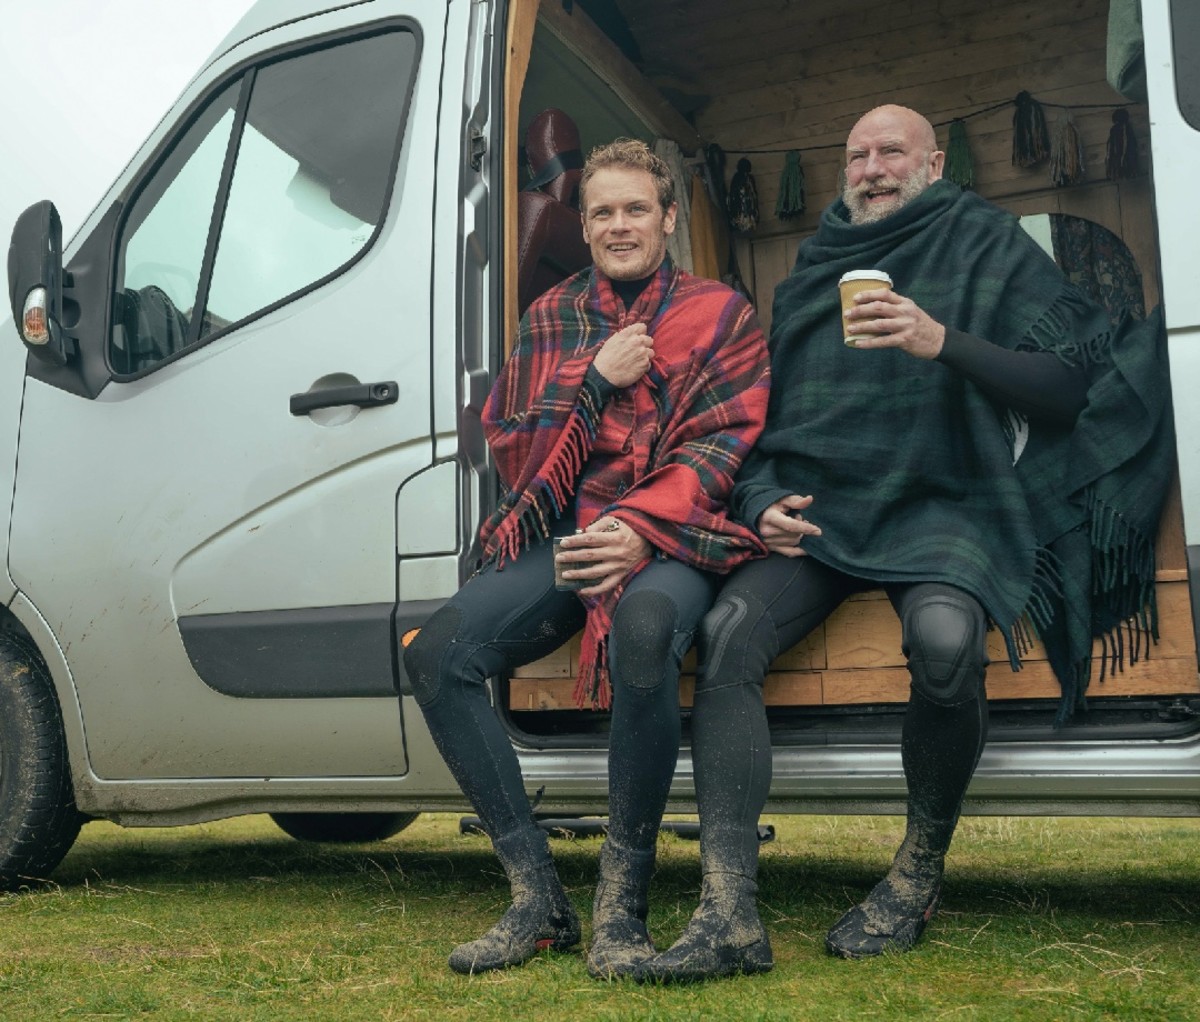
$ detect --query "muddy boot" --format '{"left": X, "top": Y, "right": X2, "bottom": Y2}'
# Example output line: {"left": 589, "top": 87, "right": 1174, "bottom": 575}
{"left": 825, "top": 820, "right": 947, "bottom": 959}
{"left": 639, "top": 872, "right": 772, "bottom": 983}
{"left": 448, "top": 828, "right": 581, "bottom": 975}
{"left": 586, "top": 840, "right": 656, "bottom": 979}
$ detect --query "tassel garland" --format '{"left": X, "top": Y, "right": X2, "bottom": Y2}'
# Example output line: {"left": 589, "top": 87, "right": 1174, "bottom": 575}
{"left": 1105, "top": 108, "right": 1139, "bottom": 180}
{"left": 945, "top": 118, "right": 974, "bottom": 189}
{"left": 1050, "top": 110, "right": 1086, "bottom": 187}
{"left": 1012, "top": 90, "right": 1050, "bottom": 168}
{"left": 774, "top": 150, "right": 806, "bottom": 220}
{"left": 722, "top": 93, "right": 1137, "bottom": 214}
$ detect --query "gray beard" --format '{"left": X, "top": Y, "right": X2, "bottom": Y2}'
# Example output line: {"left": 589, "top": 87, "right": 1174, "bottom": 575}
{"left": 843, "top": 167, "right": 930, "bottom": 224}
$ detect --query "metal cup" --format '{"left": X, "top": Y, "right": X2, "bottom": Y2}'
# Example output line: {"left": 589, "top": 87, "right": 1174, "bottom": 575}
{"left": 553, "top": 536, "right": 588, "bottom": 591}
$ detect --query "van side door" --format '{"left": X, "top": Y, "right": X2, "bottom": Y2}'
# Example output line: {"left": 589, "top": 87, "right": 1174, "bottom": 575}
{"left": 8, "top": 3, "right": 447, "bottom": 781}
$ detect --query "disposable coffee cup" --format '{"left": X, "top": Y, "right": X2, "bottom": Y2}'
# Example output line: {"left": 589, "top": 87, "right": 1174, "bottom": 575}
{"left": 838, "top": 270, "right": 893, "bottom": 346}
{"left": 553, "top": 536, "right": 588, "bottom": 591}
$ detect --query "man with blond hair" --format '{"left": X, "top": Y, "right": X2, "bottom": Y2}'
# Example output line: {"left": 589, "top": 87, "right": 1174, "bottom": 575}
{"left": 404, "top": 138, "right": 771, "bottom": 978}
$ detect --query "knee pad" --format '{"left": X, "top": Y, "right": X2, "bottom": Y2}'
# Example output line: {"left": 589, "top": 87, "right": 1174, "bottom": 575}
{"left": 902, "top": 591, "right": 988, "bottom": 707}
{"left": 609, "top": 590, "right": 679, "bottom": 692}
{"left": 695, "top": 593, "right": 775, "bottom": 695}
{"left": 402, "top": 605, "right": 463, "bottom": 705}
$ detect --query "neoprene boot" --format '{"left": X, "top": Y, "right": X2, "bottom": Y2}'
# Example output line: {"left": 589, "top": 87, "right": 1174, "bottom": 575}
{"left": 825, "top": 818, "right": 948, "bottom": 959}
{"left": 638, "top": 871, "right": 773, "bottom": 983}
{"left": 448, "top": 827, "right": 581, "bottom": 974}
{"left": 586, "top": 839, "right": 656, "bottom": 979}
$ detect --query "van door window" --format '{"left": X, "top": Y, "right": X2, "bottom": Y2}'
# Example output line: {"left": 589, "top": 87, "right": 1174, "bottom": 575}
{"left": 110, "top": 84, "right": 239, "bottom": 375}
{"left": 109, "top": 29, "right": 419, "bottom": 375}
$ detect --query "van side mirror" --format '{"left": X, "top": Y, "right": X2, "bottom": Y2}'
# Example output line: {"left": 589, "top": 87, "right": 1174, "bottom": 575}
{"left": 7, "top": 200, "right": 72, "bottom": 366}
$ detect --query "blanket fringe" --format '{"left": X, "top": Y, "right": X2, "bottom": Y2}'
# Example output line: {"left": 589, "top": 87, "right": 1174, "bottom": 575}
{"left": 1085, "top": 491, "right": 1158, "bottom": 706}
{"left": 572, "top": 565, "right": 644, "bottom": 710}
{"left": 572, "top": 632, "right": 613, "bottom": 711}
{"left": 1005, "top": 547, "right": 1063, "bottom": 677}
{"left": 1087, "top": 490, "right": 1157, "bottom": 636}
{"left": 1014, "top": 490, "right": 1159, "bottom": 726}
{"left": 489, "top": 407, "right": 596, "bottom": 568}
{"left": 1014, "top": 544, "right": 1092, "bottom": 726}
{"left": 1020, "top": 546, "right": 1065, "bottom": 640}
{"left": 1023, "top": 287, "right": 1111, "bottom": 368}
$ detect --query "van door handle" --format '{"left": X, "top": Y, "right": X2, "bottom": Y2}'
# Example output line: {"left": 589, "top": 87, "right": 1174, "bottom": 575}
{"left": 289, "top": 381, "right": 399, "bottom": 416}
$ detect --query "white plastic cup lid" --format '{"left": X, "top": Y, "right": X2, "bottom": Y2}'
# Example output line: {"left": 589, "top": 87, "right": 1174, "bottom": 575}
{"left": 838, "top": 270, "right": 893, "bottom": 286}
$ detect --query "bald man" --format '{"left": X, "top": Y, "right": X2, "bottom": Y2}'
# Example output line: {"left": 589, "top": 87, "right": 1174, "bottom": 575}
{"left": 639, "top": 104, "right": 1162, "bottom": 979}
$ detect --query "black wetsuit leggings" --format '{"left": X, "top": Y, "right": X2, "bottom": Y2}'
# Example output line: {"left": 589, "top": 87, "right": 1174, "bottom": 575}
{"left": 694, "top": 554, "right": 990, "bottom": 876}
{"left": 404, "top": 524, "right": 718, "bottom": 854}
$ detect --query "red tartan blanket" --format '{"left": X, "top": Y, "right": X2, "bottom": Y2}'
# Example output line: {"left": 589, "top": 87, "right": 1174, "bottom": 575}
{"left": 481, "top": 260, "right": 771, "bottom": 706}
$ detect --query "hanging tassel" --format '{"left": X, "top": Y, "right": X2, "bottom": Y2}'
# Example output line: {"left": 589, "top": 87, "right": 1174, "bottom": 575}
{"left": 1105, "top": 108, "right": 1139, "bottom": 180}
{"left": 705, "top": 143, "right": 728, "bottom": 212}
{"left": 727, "top": 157, "right": 760, "bottom": 234}
{"left": 1049, "top": 109, "right": 1086, "bottom": 187}
{"left": 774, "top": 150, "right": 805, "bottom": 220}
{"left": 1012, "top": 90, "right": 1050, "bottom": 168}
{"left": 944, "top": 118, "right": 974, "bottom": 189}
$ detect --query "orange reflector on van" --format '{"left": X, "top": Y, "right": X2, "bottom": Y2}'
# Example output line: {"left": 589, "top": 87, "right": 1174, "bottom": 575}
{"left": 401, "top": 628, "right": 420, "bottom": 647}
{"left": 21, "top": 288, "right": 50, "bottom": 345}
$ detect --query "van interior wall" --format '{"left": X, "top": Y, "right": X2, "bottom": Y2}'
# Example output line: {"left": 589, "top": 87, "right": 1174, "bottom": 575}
{"left": 504, "top": 0, "right": 541, "bottom": 358}
{"left": 614, "top": 0, "right": 1159, "bottom": 335}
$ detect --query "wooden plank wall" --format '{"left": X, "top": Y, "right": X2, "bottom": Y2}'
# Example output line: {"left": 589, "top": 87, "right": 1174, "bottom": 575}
{"left": 617, "top": 0, "right": 1158, "bottom": 335}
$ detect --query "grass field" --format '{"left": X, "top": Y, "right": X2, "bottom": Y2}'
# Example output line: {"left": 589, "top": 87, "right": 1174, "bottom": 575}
{"left": 0, "top": 812, "right": 1196, "bottom": 1021}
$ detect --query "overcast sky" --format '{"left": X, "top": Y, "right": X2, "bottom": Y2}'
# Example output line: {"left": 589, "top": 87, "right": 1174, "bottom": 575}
{"left": 0, "top": 0, "right": 255, "bottom": 252}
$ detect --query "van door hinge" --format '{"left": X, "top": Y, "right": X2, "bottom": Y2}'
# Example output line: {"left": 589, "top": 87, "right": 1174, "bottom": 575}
{"left": 469, "top": 129, "right": 488, "bottom": 171}
{"left": 1156, "top": 699, "right": 1200, "bottom": 723}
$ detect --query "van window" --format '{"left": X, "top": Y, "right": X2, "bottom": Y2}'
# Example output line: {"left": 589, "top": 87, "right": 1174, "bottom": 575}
{"left": 109, "top": 29, "right": 418, "bottom": 375}
{"left": 111, "top": 84, "right": 239, "bottom": 373}
{"left": 1173, "top": 0, "right": 1200, "bottom": 130}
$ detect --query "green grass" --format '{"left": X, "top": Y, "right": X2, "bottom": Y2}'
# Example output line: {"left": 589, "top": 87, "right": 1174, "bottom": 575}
{"left": 0, "top": 813, "right": 1196, "bottom": 1020}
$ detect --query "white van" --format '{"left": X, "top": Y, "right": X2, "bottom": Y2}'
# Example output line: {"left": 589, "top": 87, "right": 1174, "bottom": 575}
{"left": 2, "top": 0, "right": 1198, "bottom": 885}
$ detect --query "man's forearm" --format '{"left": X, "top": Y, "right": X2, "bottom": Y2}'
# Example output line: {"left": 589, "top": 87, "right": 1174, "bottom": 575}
{"left": 937, "top": 328, "right": 1089, "bottom": 425}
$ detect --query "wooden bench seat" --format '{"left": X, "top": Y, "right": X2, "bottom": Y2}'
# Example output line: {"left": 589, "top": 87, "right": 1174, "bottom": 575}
{"left": 509, "top": 576, "right": 1197, "bottom": 710}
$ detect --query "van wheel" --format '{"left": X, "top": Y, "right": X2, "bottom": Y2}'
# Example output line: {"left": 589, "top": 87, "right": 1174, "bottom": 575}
{"left": 269, "top": 811, "right": 419, "bottom": 843}
{"left": 0, "top": 634, "right": 82, "bottom": 890}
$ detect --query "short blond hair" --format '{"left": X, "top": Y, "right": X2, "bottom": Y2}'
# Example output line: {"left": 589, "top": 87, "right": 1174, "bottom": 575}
{"left": 579, "top": 138, "right": 675, "bottom": 213}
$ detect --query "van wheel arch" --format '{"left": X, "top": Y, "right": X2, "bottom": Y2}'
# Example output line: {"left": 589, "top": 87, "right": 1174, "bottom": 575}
{"left": 0, "top": 633, "right": 83, "bottom": 890}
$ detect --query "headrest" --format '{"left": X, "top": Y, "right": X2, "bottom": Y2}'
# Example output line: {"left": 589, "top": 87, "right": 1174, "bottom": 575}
{"left": 526, "top": 108, "right": 581, "bottom": 168}
{"left": 524, "top": 108, "right": 583, "bottom": 206}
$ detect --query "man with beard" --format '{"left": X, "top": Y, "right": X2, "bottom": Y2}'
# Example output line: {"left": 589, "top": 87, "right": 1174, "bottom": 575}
{"left": 641, "top": 104, "right": 1172, "bottom": 979}
{"left": 404, "top": 139, "right": 770, "bottom": 978}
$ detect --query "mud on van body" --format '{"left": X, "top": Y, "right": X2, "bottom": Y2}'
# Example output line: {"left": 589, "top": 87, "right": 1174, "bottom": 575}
{"left": 1, "top": 0, "right": 1198, "bottom": 885}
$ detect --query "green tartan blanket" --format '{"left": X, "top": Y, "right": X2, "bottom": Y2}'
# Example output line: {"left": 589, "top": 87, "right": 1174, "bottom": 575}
{"left": 732, "top": 180, "right": 1174, "bottom": 722}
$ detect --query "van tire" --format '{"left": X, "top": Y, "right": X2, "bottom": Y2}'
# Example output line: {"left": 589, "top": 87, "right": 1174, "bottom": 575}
{"left": 269, "top": 811, "right": 419, "bottom": 843}
{"left": 0, "top": 635, "right": 82, "bottom": 890}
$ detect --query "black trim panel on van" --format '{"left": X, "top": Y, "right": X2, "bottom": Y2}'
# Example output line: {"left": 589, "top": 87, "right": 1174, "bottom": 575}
{"left": 179, "top": 599, "right": 444, "bottom": 698}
